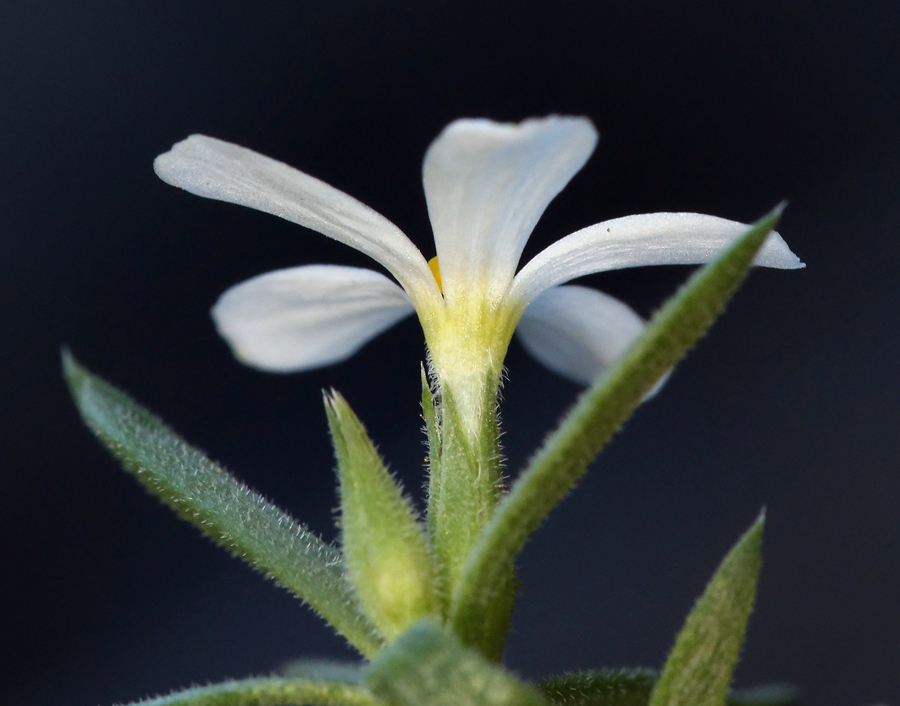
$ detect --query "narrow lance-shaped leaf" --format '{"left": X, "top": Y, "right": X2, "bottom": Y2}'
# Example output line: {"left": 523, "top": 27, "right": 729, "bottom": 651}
{"left": 364, "top": 620, "right": 546, "bottom": 706}
{"left": 113, "top": 677, "right": 380, "bottom": 706}
{"left": 450, "top": 206, "right": 785, "bottom": 648}
{"left": 648, "top": 513, "right": 765, "bottom": 706}
{"left": 63, "top": 352, "right": 383, "bottom": 658}
{"left": 326, "top": 391, "right": 440, "bottom": 641}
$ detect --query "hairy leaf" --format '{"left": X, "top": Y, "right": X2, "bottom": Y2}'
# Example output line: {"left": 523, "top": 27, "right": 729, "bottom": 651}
{"left": 64, "top": 352, "right": 383, "bottom": 657}
{"left": 648, "top": 514, "right": 765, "bottom": 706}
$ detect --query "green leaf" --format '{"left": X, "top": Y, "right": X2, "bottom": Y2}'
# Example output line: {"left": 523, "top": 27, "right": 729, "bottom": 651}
{"left": 364, "top": 620, "right": 545, "bottom": 706}
{"left": 326, "top": 391, "right": 439, "bottom": 641}
{"left": 648, "top": 513, "right": 765, "bottom": 706}
{"left": 449, "top": 207, "right": 784, "bottom": 648}
{"left": 115, "top": 677, "right": 379, "bottom": 706}
{"left": 538, "top": 669, "right": 658, "bottom": 706}
{"left": 63, "top": 352, "right": 384, "bottom": 658}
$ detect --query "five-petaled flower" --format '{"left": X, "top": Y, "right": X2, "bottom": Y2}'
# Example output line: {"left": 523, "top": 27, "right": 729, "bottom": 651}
{"left": 154, "top": 116, "right": 802, "bottom": 436}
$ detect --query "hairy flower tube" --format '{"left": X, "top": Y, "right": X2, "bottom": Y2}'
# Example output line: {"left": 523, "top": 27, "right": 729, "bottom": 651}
{"left": 154, "top": 117, "right": 802, "bottom": 439}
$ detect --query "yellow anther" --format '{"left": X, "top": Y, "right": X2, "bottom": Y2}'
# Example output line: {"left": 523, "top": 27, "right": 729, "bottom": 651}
{"left": 428, "top": 256, "right": 443, "bottom": 293}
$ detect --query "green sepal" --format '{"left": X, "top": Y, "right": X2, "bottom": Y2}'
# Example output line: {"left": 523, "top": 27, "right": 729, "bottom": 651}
{"left": 364, "top": 620, "right": 546, "bottom": 706}
{"left": 648, "top": 513, "right": 765, "bottom": 706}
{"left": 63, "top": 352, "right": 383, "bottom": 658}
{"left": 114, "top": 677, "right": 380, "bottom": 706}
{"left": 449, "top": 207, "right": 784, "bottom": 648}
{"left": 326, "top": 391, "right": 440, "bottom": 641}
{"left": 538, "top": 669, "right": 658, "bottom": 706}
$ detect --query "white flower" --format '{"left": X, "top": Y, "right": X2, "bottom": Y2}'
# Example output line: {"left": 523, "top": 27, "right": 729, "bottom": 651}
{"left": 154, "top": 117, "right": 802, "bottom": 434}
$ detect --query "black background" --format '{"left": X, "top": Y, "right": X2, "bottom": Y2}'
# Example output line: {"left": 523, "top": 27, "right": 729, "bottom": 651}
{"left": 3, "top": 2, "right": 899, "bottom": 705}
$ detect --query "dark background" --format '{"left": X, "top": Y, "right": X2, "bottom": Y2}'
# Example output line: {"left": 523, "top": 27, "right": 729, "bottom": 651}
{"left": 3, "top": 1, "right": 899, "bottom": 705}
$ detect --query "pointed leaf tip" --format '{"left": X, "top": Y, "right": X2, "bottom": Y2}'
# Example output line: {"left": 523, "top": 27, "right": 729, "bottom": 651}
{"left": 61, "top": 347, "right": 87, "bottom": 394}
{"left": 649, "top": 515, "right": 765, "bottom": 706}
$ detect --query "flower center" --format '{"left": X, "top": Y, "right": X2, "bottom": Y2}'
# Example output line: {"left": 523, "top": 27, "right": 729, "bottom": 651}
{"left": 428, "top": 256, "right": 443, "bottom": 293}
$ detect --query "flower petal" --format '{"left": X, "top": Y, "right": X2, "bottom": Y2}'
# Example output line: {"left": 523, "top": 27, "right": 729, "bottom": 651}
{"left": 212, "top": 265, "right": 415, "bottom": 372}
{"left": 510, "top": 212, "right": 805, "bottom": 305}
{"left": 154, "top": 135, "right": 439, "bottom": 303}
{"left": 422, "top": 116, "right": 598, "bottom": 299}
{"left": 516, "top": 285, "right": 648, "bottom": 386}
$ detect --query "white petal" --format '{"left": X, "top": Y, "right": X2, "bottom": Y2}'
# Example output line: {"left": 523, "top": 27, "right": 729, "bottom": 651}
{"left": 212, "top": 265, "right": 415, "bottom": 372}
{"left": 511, "top": 212, "right": 805, "bottom": 305}
{"left": 155, "top": 135, "right": 439, "bottom": 303}
{"left": 422, "top": 116, "right": 598, "bottom": 299}
{"left": 516, "top": 285, "right": 647, "bottom": 386}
